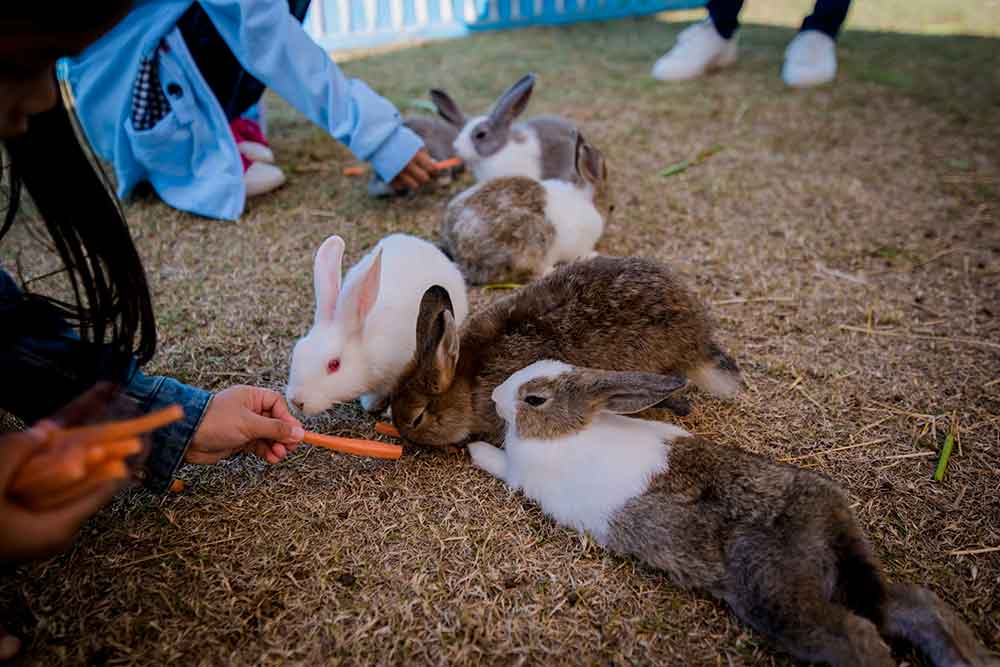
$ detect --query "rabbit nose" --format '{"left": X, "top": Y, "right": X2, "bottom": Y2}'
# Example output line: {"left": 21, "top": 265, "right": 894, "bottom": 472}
{"left": 291, "top": 399, "right": 305, "bottom": 412}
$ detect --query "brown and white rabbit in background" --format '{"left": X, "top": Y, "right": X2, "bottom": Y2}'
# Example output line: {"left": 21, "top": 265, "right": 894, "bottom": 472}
{"left": 285, "top": 234, "right": 468, "bottom": 415}
{"left": 441, "top": 131, "right": 613, "bottom": 284}
{"left": 367, "top": 115, "right": 466, "bottom": 198}
{"left": 469, "top": 360, "right": 1000, "bottom": 667}
{"left": 389, "top": 255, "right": 742, "bottom": 448}
{"left": 430, "top": 74, "right": 579, "bottom": 183}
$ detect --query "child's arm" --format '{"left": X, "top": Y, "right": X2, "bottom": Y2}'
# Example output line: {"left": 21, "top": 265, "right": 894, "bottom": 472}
{"left": 200, "top": 0, "right": 428, "bottom": 187}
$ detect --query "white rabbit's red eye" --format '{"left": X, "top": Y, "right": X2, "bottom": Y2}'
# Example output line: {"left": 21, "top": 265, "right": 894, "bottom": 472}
{"left": 327, "top": 359, "right": 341, "bottom": 374}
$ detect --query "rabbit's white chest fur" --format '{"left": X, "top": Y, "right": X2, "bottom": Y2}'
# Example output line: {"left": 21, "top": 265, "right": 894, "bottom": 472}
{"left": 498, "top": 417, "right": 689, "bottom": 545}
{"left": 541, "top": 180, "right": 603, "bottom": 266}
{"left": 456, "top": 119, "right": 542, "bottom": 182}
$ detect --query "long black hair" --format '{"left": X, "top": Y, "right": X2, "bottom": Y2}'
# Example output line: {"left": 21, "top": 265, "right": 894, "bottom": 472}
{"left": 1, "top": 85, "right": 156, "bottom": 377}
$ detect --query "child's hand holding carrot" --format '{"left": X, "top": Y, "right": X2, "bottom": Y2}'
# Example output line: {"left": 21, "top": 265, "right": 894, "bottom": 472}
{"left": 390, "top": 149, "right": 438, "bottom": 193}
{"left": 187, "top": 386, "right": 304, "bottom": 465}
{"left": 0, "top": 386, "right": 128, "bottom": 563}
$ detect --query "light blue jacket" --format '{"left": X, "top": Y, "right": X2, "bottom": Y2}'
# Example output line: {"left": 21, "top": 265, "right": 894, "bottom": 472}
{"left": 60, "top": 0, "right": 422, "bottom": 220}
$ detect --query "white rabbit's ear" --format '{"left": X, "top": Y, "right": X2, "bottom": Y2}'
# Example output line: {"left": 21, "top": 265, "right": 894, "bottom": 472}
{"left": 339, "top": 247, "right": 383, "bottom": 334}
{"left": 313, "top": 235, "right": 346, "bottom": 322}
{"left": 587, "top": 371, "right": 687, "bottom": 415}
{"left": 488, "top": 73, "right": 536, "bottom": 129}
{"left": 430, "top": 89, "right": 466, "bottom": 127}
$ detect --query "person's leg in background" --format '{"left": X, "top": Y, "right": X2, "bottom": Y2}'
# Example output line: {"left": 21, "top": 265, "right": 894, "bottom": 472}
{"left": 176, "top": 0, "right": 314, "bottom": 196}
{"left": 783, "top": 0, "right": 851, "bottom": 87}
{"left": 651, "top": 0, "right": 742, "bottom": 81}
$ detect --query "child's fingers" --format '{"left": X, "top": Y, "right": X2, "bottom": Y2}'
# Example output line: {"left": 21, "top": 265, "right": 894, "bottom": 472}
{"left": 0, "top": 624, "right": 21, "bottom": 661}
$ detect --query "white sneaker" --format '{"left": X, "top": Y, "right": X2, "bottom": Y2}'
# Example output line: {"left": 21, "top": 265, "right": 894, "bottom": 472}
{"left": 651, "top": 19, "right": 739, "bottom": 81}
{"left": 238, "top": 141, "right": 275, "bottom": 164}
{"left": 782, "top": 30, "right": 837, "bottom": 87}
{"left": 244, "top": 161, "right": 286, "bottom": 197}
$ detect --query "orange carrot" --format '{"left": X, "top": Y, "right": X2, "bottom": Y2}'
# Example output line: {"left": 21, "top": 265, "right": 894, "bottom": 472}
{"left": 433, "top": 157, "right": 462, "bottom": 170}
{"left": 52, "top": 405, "right": 184, "bottom": 448}
{"left": 28, "top": 460, "right": 128, "bottom": 511}
{"left": 302, "top": 431, "right": 402, "bottom": 460}
{"left": 85, "top": 437, "right": 142, "bottom": 466}
{"left": 342, "top": 166, "right": 367, "bottom": 177}
{"left": 169, "top": 479, "right": 186, "bottom": 493}
{"left": 374, "top": 421, "right": 400, "bottom": 438}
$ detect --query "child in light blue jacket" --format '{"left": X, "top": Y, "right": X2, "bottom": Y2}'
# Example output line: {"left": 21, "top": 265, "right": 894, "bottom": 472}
{"left": 61, "top": 0, "right": 436, "bottom": 220}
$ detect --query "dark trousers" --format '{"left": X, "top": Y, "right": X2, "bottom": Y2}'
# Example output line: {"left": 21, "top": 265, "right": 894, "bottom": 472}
{"left": 707, "top": 0, "right": 851, "bottom": 40}
{"left": 177, "top": 0, "right": 313, "bottom": 121}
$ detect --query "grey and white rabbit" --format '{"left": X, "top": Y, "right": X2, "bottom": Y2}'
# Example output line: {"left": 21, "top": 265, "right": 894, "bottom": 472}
{"left": 440, "top": 132, "right": 613, "bottom": 284}
{"left": 469, "top": 360, "right": 999, "bottom": 667}
{"left": 367, "top": 115, "right": 465, "bottom": 198}
{"left": 430, "top": 73, "right": 578, "bottom": 183}
{"left": 389, "top": 255, "right": 742, "bottom": 448}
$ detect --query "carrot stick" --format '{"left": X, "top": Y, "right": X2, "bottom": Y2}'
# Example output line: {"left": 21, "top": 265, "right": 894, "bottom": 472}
{"left": 84, "top": 438, "right": 143, "bottom": 466}
{"left": 342, "top": 166, "right": 367, "bottom": 177}
{"left": 13, "top": 406, "right": 181, "bottom": 493}
{"left": 375, "top": 421, "right": 400, "bottom": 438}
{"left": 169, "top": 479, "right": 186, "bottom": 493}
{"left": 433, "top": 157, "right": 462, "bottom": 170}
{"left": 53, "top": 405, "right": 184, "bottom": 449}
{"left": 28, "top": 460, "right": 128, "bottom": 511}
{"left": 302, "top": 431, "right": 402, "bottom": 460}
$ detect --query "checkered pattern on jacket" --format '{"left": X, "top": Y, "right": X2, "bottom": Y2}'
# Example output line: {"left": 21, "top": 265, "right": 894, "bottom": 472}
{"left": 130, "top": 50, "right": 172, "bottom": 131}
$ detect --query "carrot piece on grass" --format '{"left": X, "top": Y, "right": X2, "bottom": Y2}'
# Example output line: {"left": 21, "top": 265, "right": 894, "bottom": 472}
{"left": 27, "top": 460, "right": 129, "bottom": 511}
{"left": 302, "top": 431, "right": 402, "bottom": 460}
{"left": 169, "top": 479, "right": 186, "bottom": 493}
{"left": 375, "top": 422, "right": 400, "bottom": 438}
{"left": 342, "top": 166, "right": 367, "bottom": 177}
{"left": 433, "top": 157, "right": 462, "bottom": 170}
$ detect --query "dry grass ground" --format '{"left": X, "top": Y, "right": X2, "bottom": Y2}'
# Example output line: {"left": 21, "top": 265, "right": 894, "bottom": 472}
{"left": 2, "top": 0, "right": 999, "bottom": 664}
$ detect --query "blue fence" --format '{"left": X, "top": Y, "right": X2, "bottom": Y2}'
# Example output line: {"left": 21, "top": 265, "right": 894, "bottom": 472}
{"left": 305, "top": 0, "right": 704, "bottom": 51}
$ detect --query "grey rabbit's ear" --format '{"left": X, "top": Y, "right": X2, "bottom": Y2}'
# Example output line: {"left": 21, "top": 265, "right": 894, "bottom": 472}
{"left": 429, "top": 89, "right": 466, "bottom": 127}
{"left": 488, "top": 73, "right": 536, "bottom": 129}
{"left": 575, "top": 133, "right": 606, "bottom": 186}
{"left": 579, "top": 369, "right": 687, "bottom": 415}
{"left": 414, "top": 286, "right": 460, "bottom": 394}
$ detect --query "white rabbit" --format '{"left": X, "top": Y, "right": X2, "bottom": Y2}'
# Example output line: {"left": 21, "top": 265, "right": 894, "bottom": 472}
{"left": 286, "top": 233, "right": 468, "bottom": 415}
{"left": 470, "top": 360, "right": 1000, "bottom": 667}
{"left": 430, "top": 74, "right": 578, "bottom": 184}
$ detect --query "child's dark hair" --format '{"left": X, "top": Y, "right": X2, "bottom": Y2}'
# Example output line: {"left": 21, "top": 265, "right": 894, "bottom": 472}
{"left": 1, "top": 91, "right": 156, "bottom": 376}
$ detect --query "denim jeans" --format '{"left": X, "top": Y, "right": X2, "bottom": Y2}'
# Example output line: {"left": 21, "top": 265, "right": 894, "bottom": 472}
{"left": 707, "top": 0, "right": 851, "bottom": 40}
{"left": 178, "top": 0, "right": 313, "bottom": 121}
{"left": 0, "top": 270, "right": 211, "bottom": 492}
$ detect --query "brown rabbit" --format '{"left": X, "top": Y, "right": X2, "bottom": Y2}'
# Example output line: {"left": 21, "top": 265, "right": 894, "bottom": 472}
{"left": 467, "top": 360, "right": 999, "bottom": 667}
{"left": 440, "top": 132, "right": 613, "bottom": 285}
{"left": 390, "top": 255, "right": 742, "bottom": 448}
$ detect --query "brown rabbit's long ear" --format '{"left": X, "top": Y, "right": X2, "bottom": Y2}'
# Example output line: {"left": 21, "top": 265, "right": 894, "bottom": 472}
{"left": 414, "top": 286, "right": 460, "bottom": 394}
{"left": 488, "top": 73, "right": 536, "bottom": 129}
{"left": 429, "top": 89, "right": 466, "bottom": 127}
{"left": 578, "top": 370, "right": 687, "bottom": 415}
{"left": 574, "top": 134, "right": 606, "bottom": 187}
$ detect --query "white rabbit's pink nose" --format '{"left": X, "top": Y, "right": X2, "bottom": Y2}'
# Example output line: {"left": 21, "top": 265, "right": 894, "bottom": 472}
{"left": 291, "top": 398, "right": 305, "bottom": 412}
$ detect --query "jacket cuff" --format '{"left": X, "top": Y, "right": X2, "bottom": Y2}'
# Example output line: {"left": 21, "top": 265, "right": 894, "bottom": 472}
{"left": 125, "top": 371, "right": 212, "bottom": 493}
{"left": 368, "top": 125, "right": 424, "bottom": 184}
